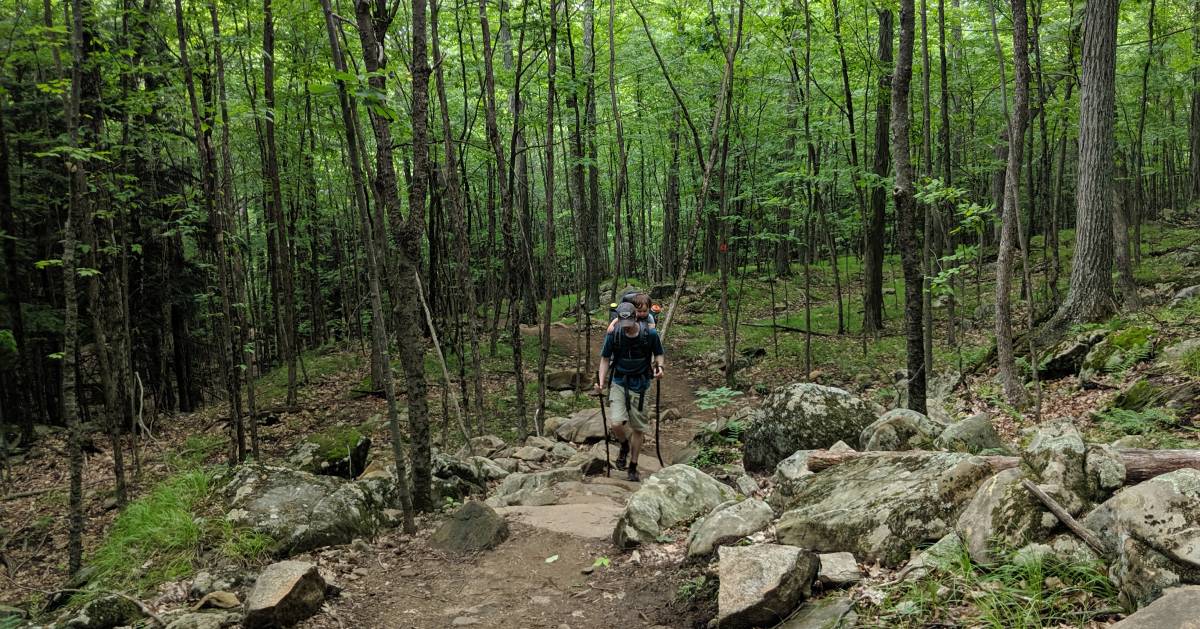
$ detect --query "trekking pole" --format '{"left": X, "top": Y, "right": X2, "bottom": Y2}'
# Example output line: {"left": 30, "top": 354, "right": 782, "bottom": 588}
{"left": 595, "top": 374, "right": 610, "bottom": 477}
{"left": 654, "top": 377, "right": 664, "bottom": 468}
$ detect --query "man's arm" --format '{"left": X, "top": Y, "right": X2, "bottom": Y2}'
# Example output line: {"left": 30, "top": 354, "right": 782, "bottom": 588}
{"left": 651, "top": 333, "right": 665, "bottom": 377}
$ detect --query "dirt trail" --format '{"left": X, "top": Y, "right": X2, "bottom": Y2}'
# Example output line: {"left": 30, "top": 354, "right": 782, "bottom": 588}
{"left": 304, "top": 322, "right": 716, "bottom": 628}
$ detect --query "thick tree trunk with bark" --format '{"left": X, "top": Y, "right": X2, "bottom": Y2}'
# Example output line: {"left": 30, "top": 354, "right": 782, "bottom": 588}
{"left": 1042, "top": 0, "right": 1118, "bottom": 340}
{"left": 864, "top": 9, "right": 893, "bottom": 335}
{"left": 892, "top": 0, "right": 926, "bottom": 414}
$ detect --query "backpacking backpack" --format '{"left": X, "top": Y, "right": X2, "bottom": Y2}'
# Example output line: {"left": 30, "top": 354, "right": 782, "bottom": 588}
{"left": 608, "top": 290, "right": 644, "bottom": 322}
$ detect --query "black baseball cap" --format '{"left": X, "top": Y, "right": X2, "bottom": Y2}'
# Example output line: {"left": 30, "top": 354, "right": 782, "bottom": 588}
{"left": 615, "top": 302, "right": 639, "bottom": 331}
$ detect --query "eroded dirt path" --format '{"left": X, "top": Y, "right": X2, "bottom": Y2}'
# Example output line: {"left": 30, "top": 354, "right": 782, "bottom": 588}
{"left": 302, "top": 322, "right": 717, "bottom": 629}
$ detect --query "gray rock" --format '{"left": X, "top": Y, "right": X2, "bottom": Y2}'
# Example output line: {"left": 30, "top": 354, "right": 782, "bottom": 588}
{"left": 485, "top": 467, "right": 583, "bottom": 507}
{"left": 554, "top": 408, "right": 607, "bottom": 444}
{"left": 735, "top": 475, "right": 759, "bottom": 496}
{"left": 285, "top": 426, "right": 370, "bottom": 478}
{"left": 774, "top": 450, "right": 816, "bottom": 484}
{"left": 1082, "top": 469, "right": 1200, "bottom": 608}
{"left": 897, "top": 532, "right": 964, "bottom": 582}
{"left": 935, "top": 413, "right": 1004, "bottom": 454}
{"left": 550, "top": 442, "right": 578, "bottom": 460}
{"left": 493, "top": 457, "right": 520, "bottom": 473}
{"left": 433, "top": 451, "right": 486, "bottom": 486}
{"left": 163, "top": 611, "right": 242, "bottom": 629}
{"left": 1085, "top": 444, "right": 1126, "bottom": 496}
{"left": 525, "top": 435, "right": 557, "bottom": 450}
{"left": 614, "top": 465, "right": 736, "bottom": 548}
{"left": 686, "top": 498, "right": 774, "bottom": 557}
{"left": 546, "top": 370, "right": 583, "bottom": 391}
{"left": 243, "top": 561, "right": 326, "bottom": 629}
{"left": 817, "top": 552, "right": 862, "bottom": 586}
{"left": 742, "top": 383, "right": 877, "bottom": 472}
{"left": 1038, "top": 330, "right": 1108, "bottom": 379}
{"left": 456, "top": 435, "right": 507, "bottom": 458}
{"left": 774, "top": 452, "right": 992, "bottom": 567}
{"left": 543, "top": 416, "right": 569, "bottom": 435}
{"left": 223, "top": 464, "right": 397, "bottom": 556}
{"left": 1112, "top": 585, "right": 1200, "bottom": 627}
{"left": 1156, "top": 338, "right": 1200, "bottom": 372}
{"left": 430, "top": 501, "right": 509, "bottom": 553}
{"left": 432, "top": 475, "right": 483, "bottom": 505}
{"left": 1079, "top": 327, "right": 1154, "bottom": 387}
{"left": 566, "top": 451, "right": 609, "bottom": 476}
{"left": 1169, "top": 284, "right": 1200, "bottom": 307}
{"left": 467, "top": 456, "right": 511, "bottom": 481}
{"left": 512, "top": 446, "right": 549, "bottom": 462}
{"left": 1022, "top": 419, "right": 1091, "bottom": 512}
{"left": 188, "top": 571, "right": 238, "bottom": 600}
{"left": 60, "top": 595, "right": 144, "bottom": 629}
{"left": 859, "top": 409, "right": 942, "bottom": 451}
{"left": 955, "top": 469, "right": 1055, "bottom": 565}
{"left": 778, "top": 595, "right": 857, "bottom": 629}
{"left": 716, "top": 544, "right": 819, "bottom": 629}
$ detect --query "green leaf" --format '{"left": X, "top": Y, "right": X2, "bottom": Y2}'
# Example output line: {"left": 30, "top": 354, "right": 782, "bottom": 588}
{"left": 591, "top": 556, "right": 610, "bottom": 568}
{"left": 545, "top": 555, "right": 559, "bottom": 563}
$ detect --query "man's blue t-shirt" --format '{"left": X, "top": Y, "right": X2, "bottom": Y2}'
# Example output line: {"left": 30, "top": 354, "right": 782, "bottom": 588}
{"left": 601, "top": 329, "right": 665, "bottom": 394}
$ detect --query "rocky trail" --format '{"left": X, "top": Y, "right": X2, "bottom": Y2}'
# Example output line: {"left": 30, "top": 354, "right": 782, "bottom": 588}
{"left": 296, "top": 323, "right": 722, "bottom": 629}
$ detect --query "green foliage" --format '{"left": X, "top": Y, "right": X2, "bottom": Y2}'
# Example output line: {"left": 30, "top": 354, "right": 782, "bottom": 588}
{"left": 863, "top": 544, "right": 1116, "bottom": 627}
{"left": 694, "top": 386, "right": 744, "bottom": 410}
{"left": 1094, "top": 407, "right": 1177, "bottom": 436}
{"left": 166, "top": 434, "right": 225, "bottom": 470}
{"left": 1180, "top": 347, "right": 1200, "bottom": 378}
{"left": 87, "top": 470, "right": 212, "bottom": 592}
{"left": 675, "top": 575, "right": 717, "bottom": 603}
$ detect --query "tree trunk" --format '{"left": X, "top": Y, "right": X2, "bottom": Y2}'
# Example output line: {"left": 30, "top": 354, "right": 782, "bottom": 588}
{"left": 1042, "top": 0, "right": 1118, "bottom": 339}
{"left": 864, "top": 9, "right": 893, "bottom": 335}
{"left": 892, "top": 0, "right": 926, "bottom": 414}
{"left": 319, "top": 0, "right": 415, "bottom": 532}
{"left": 263, "top": 0, "right": 297, "bottom": 409}
{"left": 1190, "top": 0, "right": 1200, "bottom": 202}
{"left": 996, "top": 0, "right": 1031, "bottom": 408}
{"left": 537, "top": 0, "right": 557, "bottom": 433}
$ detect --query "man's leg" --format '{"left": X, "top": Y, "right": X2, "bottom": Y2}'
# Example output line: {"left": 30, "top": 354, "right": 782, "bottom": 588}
{"left": 609, "top": 389, "right": 631, "bottom": 470}
{"left": 626, "top": 391, "right": 647, "bottom": 481}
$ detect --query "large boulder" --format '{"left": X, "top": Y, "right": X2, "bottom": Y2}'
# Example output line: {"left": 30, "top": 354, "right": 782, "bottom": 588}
{"left": 686, "top": 498, "right": 774, "bottom": 557}
{"left": 935, "top": 413, "right": 1004, "bottom": 453}
{"left": 433, "top": 451, "right": 486, "bottom": 486}
{"left": 1156, "top": 338, "right": 1200, "bottom": 373}
{"left": 485, "top": 467, "right": 583, "bottom": 508}
{"left": 955, "top": 469, "right": 1055, "bottom": 565}
{"left": 554, "top": 408, "right": 607, "bottom": 444}
{"left": 859, "top": 409, "right": 943, "bottom": 451}
{"left": 770, "top": 442, "right": 856, "bottom": 510}
{"left": 1038, "top": 330, "right": 1107, "bottom": 379}
{"left": 243, "top": 561, "right": 326, "bottom": 629}
{"left": 456, "top": 435, "right": 506, "bottom": 459}
{"left": 1021, "top": 419, "right": 1091, "bottom": 513}
{"left": 1112, "top": 586, "right": 1200, "bottom": 628}
{"left": 774, "top": 452, "right": 992, "bottom": 567}
{"left": 613, "top": 465, "right": 735, "bottom": 548}
{"left": 742, "top": 384, "right": 877, "bottom": 472}
{"left": 716, "top": 545, "right": 819, "bottom": 629}
{"left": 285, "top": 425, "right": 370, "bottom": 478}
{"left": 430, "top": 501, "right": 509, "bottom": 553}
{"left": 1083, "top": 469, "right": 1200, "bottom": 609}
{"left": 1169, "top": 284, "right": 1200, "bottom": 307}
{"left": 223, "top": 464, "right": 396, "bottom": 556}
{"left": 467, "top": 456, "right": 511, "bottom": 481}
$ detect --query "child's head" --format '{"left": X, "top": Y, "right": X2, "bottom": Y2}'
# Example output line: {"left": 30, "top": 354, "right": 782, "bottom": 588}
{"left": 630, "top": 293, "right": 652, "bottom": 318}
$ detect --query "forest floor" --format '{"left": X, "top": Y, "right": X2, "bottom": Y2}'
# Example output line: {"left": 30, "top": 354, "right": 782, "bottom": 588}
{"left": 5, "top": 220, "right": 1200, "bottom": 627}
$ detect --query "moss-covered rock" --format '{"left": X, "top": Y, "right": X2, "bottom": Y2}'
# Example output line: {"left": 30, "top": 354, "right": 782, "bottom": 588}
{"left": 955, "top": 469, "right": 1055, "bottom": 565}
{"left": 935, "top": 413, "right": 1005, "bottom": 454}
{"left": 742, "top": 383, "right": 877, "bottom": 472}
{"left": 286, "top": 425, "right": 370, "bottom": 478}
{"left": 1080, "top": 327, "right": 1154, "bottom": 386}
{"left": 774, "top": 452, "right": 992, "bottom": 567}
{"left": 1038, "top": 330, "right": 1108, "bottom": 380}
{"left": 222, "top": 464, "right": 395, "bottom": 556}
{"left": 614, "top": 464, "right": 735, "bottom": 548}
{"left": 859, "top": 409, "right": 943, "bottom": 451}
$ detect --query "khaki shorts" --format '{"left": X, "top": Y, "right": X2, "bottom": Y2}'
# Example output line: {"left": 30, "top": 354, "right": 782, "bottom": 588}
{"left": 609, "top": 385, "right": 650, "bottom": 433}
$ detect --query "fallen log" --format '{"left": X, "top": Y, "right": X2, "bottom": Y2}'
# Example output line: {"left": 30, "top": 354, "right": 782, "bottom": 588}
{"left": 804, "top": 448, "right": 1200, "bottom": 483}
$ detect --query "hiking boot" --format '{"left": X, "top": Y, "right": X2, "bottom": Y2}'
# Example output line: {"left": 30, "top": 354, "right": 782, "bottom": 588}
{"left": 614, "top": 441, "right": 629, "bottom": 471}
{"left": 626, "top": 463, "right": 640, "bottom": 482}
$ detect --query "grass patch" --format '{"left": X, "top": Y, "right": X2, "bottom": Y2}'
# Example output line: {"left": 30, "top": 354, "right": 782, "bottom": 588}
{"left": 1094, "top": 407, "right": 1178, "bottom": 436}
{"left": 1180, "top": 346, "right": 1200, "bottom": 377}
{"left": 863, "top": 544, "right": 1117, "bottom": 628}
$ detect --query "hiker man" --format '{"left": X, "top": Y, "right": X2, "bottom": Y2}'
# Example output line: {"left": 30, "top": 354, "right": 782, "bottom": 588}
{"left": 594, "top": 302, "right": 665, "bottom": 482}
